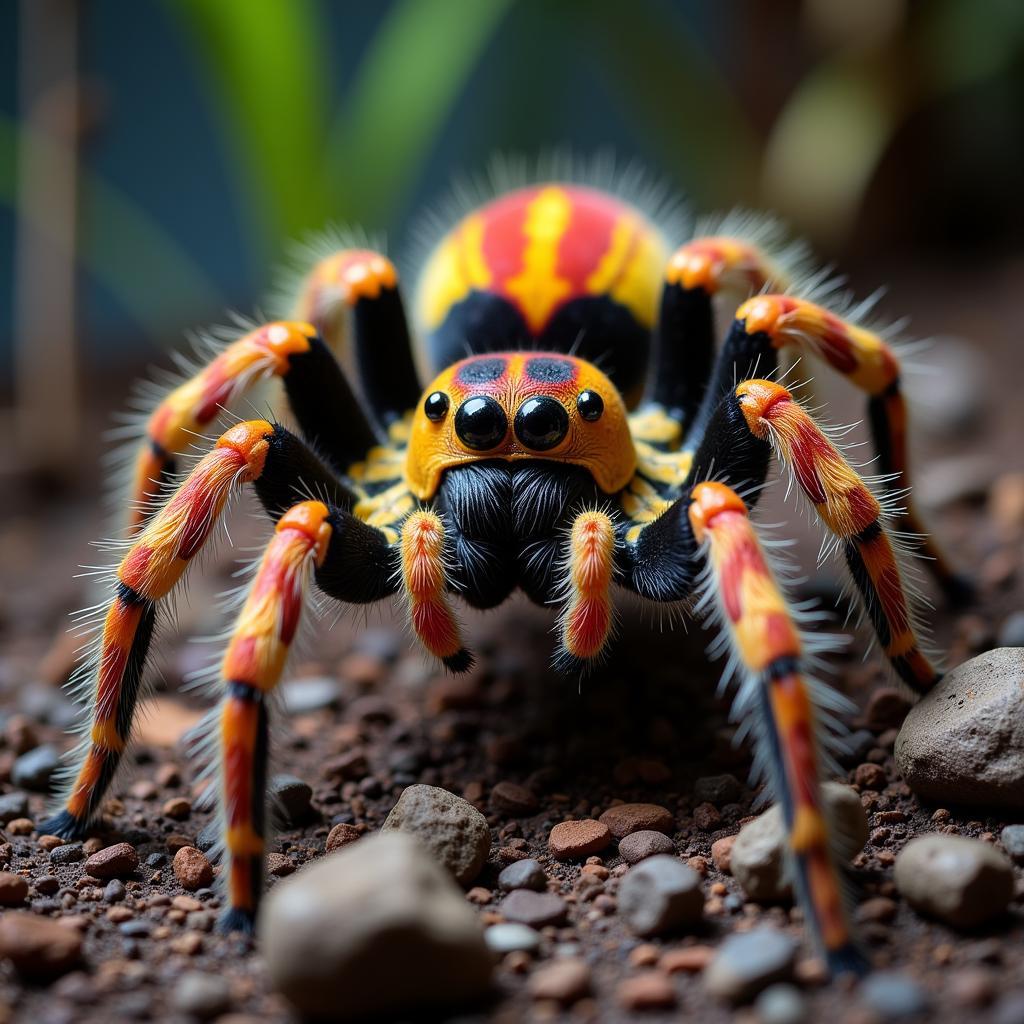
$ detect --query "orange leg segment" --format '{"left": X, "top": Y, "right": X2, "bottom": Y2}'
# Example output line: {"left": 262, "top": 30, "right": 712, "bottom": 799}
{"left": 557, "top": 510, "right": 616, "bottom": 666}
{"left": 218, "top": 501, "right": 332, "bottom": 933}
{"left": 689, "top": 482, "right": 865, "bottom": 976}
{"left": 42, "top": 421, "right": 274, "bottom": 840}
{"left": 737, "top": 380, "right": 940, "bottom": 693}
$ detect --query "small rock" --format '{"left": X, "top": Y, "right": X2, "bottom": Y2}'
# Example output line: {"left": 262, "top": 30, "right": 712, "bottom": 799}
{"left": 528, "top": 958, "right": 591, "bottom": 1005}
{"left": 693, "top": 774, "right": 743, "bottom": 806}
{"left": 948, "top": 967, "right": 997, "bottom": 1008}
{"left": 325, "top": 823, "right": 362, "bottom": 854}
{"left": 500, "top": 889, "right": 568, "bottom": 928}
{"left": 196, "top": 821, "right": 219, "bottom": 853}
{"left": 730, "top": 783, "right": 867, "bottom": 902}
{"left": 894, "top": 834, "right": 1013, "bottom": 928}
{"left": 103, "top": 879, "right": 126, "bottom": 903}
{"left": 854, "top": 763, "right": 887, "bottom": 791}
{"left": 162, "top": 797, "right": 191, "bottom": 821}
{"left": 756, "top": 983, "right": 808, "bottom": 1024}
{"left": 0, "top": 792, "right": 28, "bottom": 823}
{"left": 860, "top": 971, "right": 929, "bottom": 1018}
{"left": 270, "top": 774, "right": 314, "bottom": 828}
{"left": 660, "top": 946, "right": 714, "bottom": 973}
{"left": 490, "top": 781, "right": 538, "bottom": 816}
{"left": 548, "top": 819, "right": 611, "bottom": 860}
{"left": 11, "top": 745, "right": 59, "bottom": 792}
{"left": 839, "top": 729, "right": 878, "bottom": 767}
{"left": 85, "top": 843, "right": 138, "bottom": 880}
{"left": 49, "top": 843, "right": 84, "bottom": 865}
{"left": 173, "top": 847, "right": 214, "bottom": 891}
{"left": 693, "top": 802, "right": 721, "bottom": 831}
{"left": 280, "top": 676, "right": 343, "bottom": 714}
{"left": 259, "top": 832, "right": 492, "bottom": 1019}
{"left": 617, "top": 971, "right": 677, "bottom": 1010}
{"left": 497, "top": 858, "right": 546, "bottom": 892}
{"left": 866, "top": 688, "right": 913, "bottom": 732}
{"left": 382, "top": 784, "right": 490, "bottom": 885}
{"left": 0, "top": 912, "right": 82, "bottom": 980}
{"left": 618, "top": 855, "right": 704, "bottom": 937}
{"left": 0, "top": 872, "right": 28, "bottom": 906}
{"left": 599, "top": 803, "right": 674, "bottom": 838}
{"left": 172, "top": 971, "right": 232, "bottom": 1019}
{"left": 704, "top": 928, "right": 797, "bottom": 1003}
{"left": 484, "top": 922, "right": 540, "bottom": 954}
{"left": 619, "top": 830, "right": 675, "bottom": 864}
{"left": 1000, "top": 824, "right": 1024, "bottom": 862}
{"left": 895, "top": 649, "right": 1024, "bottom": 809}
{"left": 710, "top": 836, "right": 735, "bottom": 874}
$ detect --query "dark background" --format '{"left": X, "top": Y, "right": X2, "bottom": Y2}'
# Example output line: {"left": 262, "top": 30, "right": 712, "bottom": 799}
{"left": 1, "top": 0, "right": 1023, "bottom": 484}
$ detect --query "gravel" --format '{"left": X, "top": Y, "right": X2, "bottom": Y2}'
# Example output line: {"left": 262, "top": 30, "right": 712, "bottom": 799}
{"left": 548, "top": 818, "right": 612, "bottom": 859}
{"left": 619, "top": 829, "right": 675, "bottom": 864}
{"left": 704, "top": 928, "right": 797, "bottom": 1003}
{"left": 500, "top": 889, "right": 568, "bottom": 928}
{"left": 11, "top": 744, "right": 60, "bottom": 791}
{"left": 497, "top": 857, "right": 547, "bottom": 892}
{"left": 894, "top": 834, "right": 1014, "bottom": 928}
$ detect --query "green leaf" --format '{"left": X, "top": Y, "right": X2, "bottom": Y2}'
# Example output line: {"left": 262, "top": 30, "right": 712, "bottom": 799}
{"left": 168, "top": 0, "right": 331, "bottom": 253}
{"left": 329, "top": 0, "right": 514, "bottom": 227}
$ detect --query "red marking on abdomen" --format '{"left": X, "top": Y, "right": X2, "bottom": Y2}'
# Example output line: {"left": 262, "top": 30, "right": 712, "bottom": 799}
{"left": 556, "top": 191, "right": 619, "bottom": 294}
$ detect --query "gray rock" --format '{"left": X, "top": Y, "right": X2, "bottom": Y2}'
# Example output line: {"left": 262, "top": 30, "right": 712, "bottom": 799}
{"left": 259, "top": 832, "right": 492, "bottom": 1019}
{"left": 280, "top": 676, "right": 343, "bottom": 715}
{"left": 49, "top": 843, "right": 83, "bottom": 865}
{"left": 860, "top": 971, "right": 929, "bottom": 1019}
{"left": 693, "top": 773, "right": 743, "bottom": 806}
{"left": 730, "top": 782, "right": 868, "bottom": 902}
{"left": 12, "top": 745, "right": 59, "bottom": 792}
{"left": 704, "top": 927, "right": 796, "bottom": 1003}
{"left": 484, "top": 922, "right": 540, "bottom": 954}
{"left": 0, "top": 792, "right": 28, "bottom": 823}
{"left": 382, "top": 784, "right": 490, "bottom": 885}
{"left": 171, "top": 971, "right": 232, "bottom": 1019}
{"left": 619, "top": 830, "right": 675, "bottom": 864}
{"left": 500, "top": 890, "right": 567, "bottom": 927}
{"left": 998, "top": 612, "right": 1024, "bottom": 649}
{"left": 497, "top": 858, "right": 546, "bottom": 892}
{"left": 196, "top": 821, "right": 219, "bottom": 853}
{"left": 1001, "top": 824, "right": 1024, "bottom": 863}
{"left": 755, "top": 983, "right": 808, "bottom": 1024}
{"left": 894, "top": 834, "right": 1013, "bottom": 928}
{"left": 617, "top": 855, "right": 703, "bottom": 937}
{"left": 895, "top": 648, "right": 1024, "bottom": 809}
{"left": 269, "top": 774, "right": 314, "bottom": 828}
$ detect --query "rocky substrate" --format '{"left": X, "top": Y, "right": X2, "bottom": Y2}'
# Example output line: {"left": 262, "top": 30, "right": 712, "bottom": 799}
{"left": 0, "top": 453, "right": 1022, "bottom": 1020}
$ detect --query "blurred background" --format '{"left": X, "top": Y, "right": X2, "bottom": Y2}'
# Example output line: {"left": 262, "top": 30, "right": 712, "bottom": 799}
{"left": 1, "top": 0, "right": 1023, "bottom": 496}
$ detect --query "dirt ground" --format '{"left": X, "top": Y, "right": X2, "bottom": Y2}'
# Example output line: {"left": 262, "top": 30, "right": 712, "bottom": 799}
{"left": 0, "top": 262, "right": 1023, "bottom": 1022}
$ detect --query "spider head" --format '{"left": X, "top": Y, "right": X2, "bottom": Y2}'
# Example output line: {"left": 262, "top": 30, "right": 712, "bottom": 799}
{"left": 405, "top": 352, "right": 636, "bottom": 499}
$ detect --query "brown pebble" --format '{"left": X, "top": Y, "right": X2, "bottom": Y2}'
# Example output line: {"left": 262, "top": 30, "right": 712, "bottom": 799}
{"left": 629, "top": 943, "right": 660, "bottom": 968}
{"left": 686, "top": 856, "right": 709, "bottom": 877}
{"left": 162, "top": 797, "right": 192, "bottom": 820}
{"left": 6, "top": 818, "right": 33, "bottom": 836}
{"left": 129, "top": 779, "right": 158, "bottom": 800}
{"left": 948, "top": 967, "right": 996, "bottom": 1008}
{"left": 500, "top": 889, "right": 568, "bottom": 927}
{"left": 710, "top": 836, "right": 735, "bottom": 874}
{"left": 854, "top": 763, "right": 887, "bottom": 791}
{"left": 857, "top": 896, "right": 898, "bottom": 924}
{"left": 466, "top": 886, "right": 491, "bottom": 905}
{"left": 865, "top": 687, "right": 912, "bottom": 731}
{"left": 170, "top": 931, "right": 204, "bottom": 956}
{"left": 528, "top": 958, "right": 591, "bottom": 1004}
{"left": 581, "top": 863, "right": 609, "bottom": 880}
{"left": 598, "top": 803, "right": 674, "bottom": 838}
{"left": 660, "top": 945, "right": 714, "bottom": 973}
{"left": 617, "top": 971, "right": 677, "bottom": 1010}
{"left": 106, "top": 906, "right": 133, "bottom": 923}
{"left": 325, "top": 822, "right": 362, "bottom": 853}
{"left": 172, "top": 894, "right": 202, "bottom": 912}
{"left": 37, "top": 835, "right": 64, "bottom": 852}
{"left": 85, "top": 842, "right": 138, "bottom": 880}
{"left": 620, "top": 830, "right": 675, "bottom": 864}
{"left": 491, "top": 781, "right": 539, "bottom": 816}
{"left": 155, "top": 763, "right": 182, "bottom": 788}
{"left": 0, "top": 912, "right": 82, "bottom": 980}
{"left": 549, "top": 819, "right": 611, "bottom": 860}
{"left": 0, "top": 872, "right": 28, "bottom": 906}
{"left": 82, "top": 837, "right": 103, "bottom": 855}
{"left": 692, "top": 802, "right": 720, "bottom": 831}
{"left": 266, "top": 853, "right": 294, "bottom": 877}
{"left": 172, "top": 846, "right": 213, "bottom": 891}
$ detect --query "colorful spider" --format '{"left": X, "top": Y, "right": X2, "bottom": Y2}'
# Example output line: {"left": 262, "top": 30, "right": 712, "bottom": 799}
{"left": 44, "top": 175, "right": 965, "bottom": 974}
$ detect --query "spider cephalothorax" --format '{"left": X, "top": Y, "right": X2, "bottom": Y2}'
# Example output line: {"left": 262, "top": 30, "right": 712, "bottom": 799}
{"left": 44, "top": 178, "right": 966, "bottom": 973}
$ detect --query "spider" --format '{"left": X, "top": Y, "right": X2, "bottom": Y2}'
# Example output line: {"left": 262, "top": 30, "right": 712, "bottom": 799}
{"left": 43, "top": 176, "right": 966, "bottom": 974}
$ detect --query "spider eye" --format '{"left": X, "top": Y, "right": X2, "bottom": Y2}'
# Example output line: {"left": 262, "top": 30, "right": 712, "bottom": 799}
{"left": 577, "top": 390, "right": 604, "bottom": 422}
{"left": 454, "top": 396, "right": 507, "bottom": 450}
{"left": 424, "top": 391, "right": 449, "bottom": 422}
{"left": 514, "top": 396, "right": 569, "bottom": 451}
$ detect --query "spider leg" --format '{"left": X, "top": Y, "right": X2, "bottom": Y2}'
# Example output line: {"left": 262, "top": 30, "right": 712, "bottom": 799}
{"left": 641, "top": 235, "right": 787, "bottom": 440}
{"left": 688, "top": 482, "right": 867, "bottom": 977}
{"left": 687, "top": 293, "right": 967, "bottom": 604}
{"left": 292, "top": 249, "right": 422, "bottom": 427}
{"left": 127, "top": 322, "right": 377, "bottom": 531}
{"left": 41, "top": 420, "right": 352, "bottom": 840}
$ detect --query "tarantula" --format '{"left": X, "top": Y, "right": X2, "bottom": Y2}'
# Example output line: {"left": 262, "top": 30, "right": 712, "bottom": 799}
{"left": 44, "top": 175, "right": 963, "bottom": 973}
